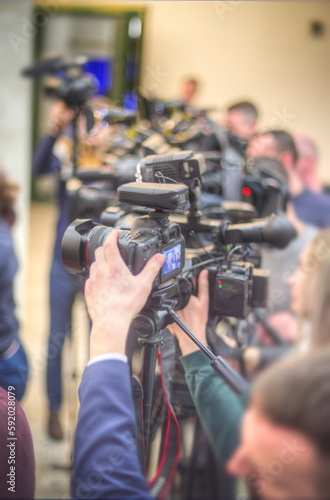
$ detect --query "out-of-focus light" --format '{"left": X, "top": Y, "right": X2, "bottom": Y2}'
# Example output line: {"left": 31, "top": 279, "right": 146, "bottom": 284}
{"left": 129, "top": 17, "right": 142, "bottom": 39}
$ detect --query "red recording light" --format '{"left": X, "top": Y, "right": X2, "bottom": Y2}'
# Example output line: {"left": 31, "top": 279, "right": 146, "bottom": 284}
{"left": 243, "top": 187, "right": 251, "bottom": 196}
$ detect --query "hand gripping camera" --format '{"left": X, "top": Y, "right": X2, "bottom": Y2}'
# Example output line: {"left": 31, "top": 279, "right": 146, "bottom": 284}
{"left": 61, "top": 182, "right": 189, "bottom": 290}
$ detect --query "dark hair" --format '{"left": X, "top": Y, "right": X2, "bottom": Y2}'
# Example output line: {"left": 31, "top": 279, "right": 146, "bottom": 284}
{"left": 266, "top": 130, "right": 299, "bottom": 164}
{"left": 251, "top": 348, "right": 330, "bottom": 495}
{"left": 227, "top": 101, "right": 259, "bottom": 123}
{"left": 183, "top": 78, "right": 199, "bottom": 89}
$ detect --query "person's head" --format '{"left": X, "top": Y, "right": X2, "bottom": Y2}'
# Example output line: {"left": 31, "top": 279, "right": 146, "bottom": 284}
{"left": 287, "top": 229, "right": 330, "bottom": 347}
{"left": 179, "top": 78, "right": 199, "bottom": 104}
{"left": 225, "top": 101, "right": 259, "bottom": 140}
{"left": 227, "top": 348, "right": 330, "bottom": 499}
{"left": 294, "top": 135, "right": 321, "bottom": 192}
{"left": 247, "top": 130, "right": 298, "bottom": 172}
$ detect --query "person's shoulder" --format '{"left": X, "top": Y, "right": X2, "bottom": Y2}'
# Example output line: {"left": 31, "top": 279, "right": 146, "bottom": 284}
{"left": 306, "top": 189, "right": 330, "bottom": 205}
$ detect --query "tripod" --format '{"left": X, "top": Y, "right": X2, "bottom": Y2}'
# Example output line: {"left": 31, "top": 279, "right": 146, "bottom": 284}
{"left": 129, "top": 285, "right": 249, "bottom": 498}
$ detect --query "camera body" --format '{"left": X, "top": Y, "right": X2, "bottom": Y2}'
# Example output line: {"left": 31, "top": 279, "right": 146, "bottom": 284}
{"left": 208, "top": 262, "right": 252, "bottom": 319}
{"left": 62, "top": 182, "right": 188, "bottom": 289}
{"left": 190, "top": 256, "right": 269, "bottom": 319}
{"left": 137, "top": 150, "right": 206, "bottom": 184}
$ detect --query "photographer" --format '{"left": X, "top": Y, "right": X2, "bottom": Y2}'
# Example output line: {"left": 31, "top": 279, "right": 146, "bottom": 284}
{"left": 33, "top": 99, "right": 114, "bottom": 440}
{"left": 33, "top": 100, "right": 84, "bottom": 440}
{"left": 72, "top": 231, "right": 330, "bottom": 499}
{"left": 72, "top": 230, "right": 163, "bottom": 499}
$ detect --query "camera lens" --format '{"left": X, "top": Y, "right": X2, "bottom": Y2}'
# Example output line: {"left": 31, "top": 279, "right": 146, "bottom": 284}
{"left": 61, "top": 219, "right": 113, "bottom": 275}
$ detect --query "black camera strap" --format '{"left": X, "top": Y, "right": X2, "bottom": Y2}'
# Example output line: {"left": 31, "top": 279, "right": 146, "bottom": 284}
{"left": 148, "top": 328, "right": 181, "bottom": 500}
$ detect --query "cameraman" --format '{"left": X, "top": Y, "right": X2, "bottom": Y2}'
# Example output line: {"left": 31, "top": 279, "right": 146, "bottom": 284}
{"left": 247, "top": 129, "right": 330, "bottom": 228}
{"left": 225, "top": 100, "right": 259, "bottom": 141}
{"left": 72, "top": 231, "right": 330, "bottom": 499}
{"left": 72, "top": 230, "right": 163, "bottom": 499}
{"left": 33, "top": 100, "right": 84, "bottom": 440}
{"left": 33, "top": 99, "right": 114, "bottom": 440}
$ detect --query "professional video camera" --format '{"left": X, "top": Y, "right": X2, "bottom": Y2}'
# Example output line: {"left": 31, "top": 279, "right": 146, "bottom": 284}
{"left": 98, "top": 150, "right": 207, "bottom": 237}
{"left": 201, "top": 153, "right": 290, "bottom": 217}
{"left": 22, "top": 55, "right": 98, "bottom": 107}
{"left": 134, "top": 150, "right": 295, "bottom": 320}
{"left": 186, "top": 213, "right": 296, "bottom": 319}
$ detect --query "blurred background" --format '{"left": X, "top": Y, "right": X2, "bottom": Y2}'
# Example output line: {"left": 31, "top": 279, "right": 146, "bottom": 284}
{"left": 0, "top": 0, "right": 330, "bottom": 498}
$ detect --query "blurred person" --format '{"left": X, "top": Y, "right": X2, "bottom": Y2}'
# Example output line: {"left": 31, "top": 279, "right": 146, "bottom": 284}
{"left": 287, "top": 228, "right": 330, "bottom": 351}
{"left": 294, "top": 134, "right": 323, "bottom": 193}
{"left": 247, "top": 129, "right": 330, "bottom": 228}
{"left": 71, "top": 231, "right": 330, "bottom": 500}
{"left": 260, "top": 200, "right": 318, "bottom": 314}
{"left": 0, "top": 166, "right": 28, "bottom": 402}
{"left": 32, "top": 99, "right": 114, "bottom": 440}
{"left": 0, "top": 386, "right": 35, "bottom": 498}
{"left": 178, "top": 77, "right": 199, "bottom": 106}
{"left": 225, "top": 100, "right": 259, "bottom": 141}
{"left": 223, "top": 228, "right": 330, "bottom": 374}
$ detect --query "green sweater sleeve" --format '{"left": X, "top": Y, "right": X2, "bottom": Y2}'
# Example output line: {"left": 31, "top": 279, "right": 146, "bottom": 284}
{"left": 180, "top": 349, "right": 247, "bottom": 464}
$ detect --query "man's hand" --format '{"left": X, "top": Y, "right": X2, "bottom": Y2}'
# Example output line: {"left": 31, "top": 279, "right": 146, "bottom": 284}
{"left": 169, "top": 270, "right": 209, "bottom": 356}
{"left": 85, "top": 230, "right": 164, "bottom": 359}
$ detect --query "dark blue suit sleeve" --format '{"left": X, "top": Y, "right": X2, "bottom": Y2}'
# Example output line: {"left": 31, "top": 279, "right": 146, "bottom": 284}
{"left": 71, "top": 360, "right": 152, "bottom": 500}
{"left": 32, "top": 134, "right": 60, "bottom": 176}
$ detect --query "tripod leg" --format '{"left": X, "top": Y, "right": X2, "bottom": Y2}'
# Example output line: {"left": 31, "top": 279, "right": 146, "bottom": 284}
{"left": 141, "top": 344, "right": 157, "bottom": 464}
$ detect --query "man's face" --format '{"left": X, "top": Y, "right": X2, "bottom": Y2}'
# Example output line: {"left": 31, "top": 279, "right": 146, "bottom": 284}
{"left": 295, "top": 149, "right": 317, "bottom": 188}
{"left": 226, "top": 110, "right": 256, "bottom": 140}
{"left": 226, "top": 407, "right": 318, "bottom": 499}
{"left": 180, "top": 81, "right": 197, "bottom": 104}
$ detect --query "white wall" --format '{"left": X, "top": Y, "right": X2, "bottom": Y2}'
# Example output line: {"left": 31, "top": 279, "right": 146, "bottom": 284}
{"left": 0, "top": 0, "right": 33, "bottom": 314}
{"left": 139, "top": 1, "right": 330, "bottom": 182}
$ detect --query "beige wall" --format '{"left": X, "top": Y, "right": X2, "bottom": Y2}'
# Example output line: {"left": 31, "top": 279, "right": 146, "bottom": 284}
{"left": 138, "top": 1, "right": 330, "bottom": 183}
{"left": 33, "top": 0, "right": 330, "bottom": 182}
{"left": 0, "top": 0, "right": 33, "bottom": 313}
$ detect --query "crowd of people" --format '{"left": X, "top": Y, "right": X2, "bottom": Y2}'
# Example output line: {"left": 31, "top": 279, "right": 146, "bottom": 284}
{"left": 1, "top": 74, "right": 330, "bottom": 499}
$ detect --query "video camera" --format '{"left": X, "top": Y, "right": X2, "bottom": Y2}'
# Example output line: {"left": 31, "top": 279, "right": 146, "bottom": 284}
{"left": 22, "top": 55, "right": 98, "bottom": 107}
{"left": 186, "top": 213, "right": 296, "bottom": 319}
{"left": 201, "top": 153, "right": 290, "bottom": 217}
{"left": 94, "top": 108, "right": 137, "bottom": 127}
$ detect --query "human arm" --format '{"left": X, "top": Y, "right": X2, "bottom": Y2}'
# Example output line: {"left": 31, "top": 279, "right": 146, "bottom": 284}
{"left": 72, "top": 360, "right": 153, "bottom": 499}
{"left": 181, "top": 350, "right": 246, "bottom": 464}
{"left": 71, "top": 230, "right": 164, "bottom": 499}
{"left": 170, "top": 271, "right": 247, "bottom": 463}
{"left": 32, "top": 100, "right": 74, "bottom": 176}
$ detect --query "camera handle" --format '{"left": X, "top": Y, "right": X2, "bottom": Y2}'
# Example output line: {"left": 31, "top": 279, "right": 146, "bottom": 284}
{"left": 163, "top": 303, "right": 249, "bottom": 395}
